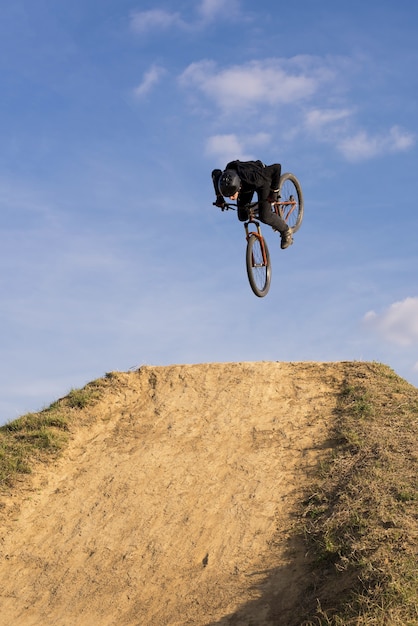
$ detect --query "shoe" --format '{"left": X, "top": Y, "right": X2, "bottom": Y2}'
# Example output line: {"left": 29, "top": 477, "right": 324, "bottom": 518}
{"left": 280, "top": 228, "right": 293, "bottom": 250}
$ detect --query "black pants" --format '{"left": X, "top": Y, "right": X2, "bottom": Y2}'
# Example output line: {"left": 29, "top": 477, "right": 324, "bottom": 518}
{"left": 238, "top": 184, "right": 288, "bottom": 233}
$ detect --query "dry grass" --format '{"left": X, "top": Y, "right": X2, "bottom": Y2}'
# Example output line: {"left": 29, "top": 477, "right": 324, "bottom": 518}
{"left": 0, "top": 376, "right": 110, "bottom": 489}
{"left": 300, "top": 362, "right": 418, "bottom": 625}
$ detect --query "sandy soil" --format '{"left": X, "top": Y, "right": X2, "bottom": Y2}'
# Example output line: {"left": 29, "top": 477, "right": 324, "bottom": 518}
{"left": 0, "top": 361, "right": 347, "bottom": 625}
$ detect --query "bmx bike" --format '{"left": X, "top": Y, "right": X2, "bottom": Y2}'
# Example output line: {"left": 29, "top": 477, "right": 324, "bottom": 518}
{"left": 214, "top": 172, "right": 304, "bottom": 297}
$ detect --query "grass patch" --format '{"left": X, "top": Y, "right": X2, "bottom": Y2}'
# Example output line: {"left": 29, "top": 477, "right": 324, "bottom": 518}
{"left": 0, "top": 377, "right": 109, "bottom": 490}
{"left": 0, "top": 410, "right": 69, "bottom": 489}
{"left": 300, "top": 362, "right": 418, "bottom": 625}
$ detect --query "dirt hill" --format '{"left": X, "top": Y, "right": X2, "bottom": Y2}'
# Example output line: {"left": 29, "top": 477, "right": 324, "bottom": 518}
{"left": 0, "top": 361, "right": 417, "bottom": 625}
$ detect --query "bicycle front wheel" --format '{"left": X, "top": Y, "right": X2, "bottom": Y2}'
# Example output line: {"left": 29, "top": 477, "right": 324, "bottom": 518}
{"left": 246, "top": 234, "right": 271, "bottom": 298}
{"left": 276, "top": 172, "right": 304, "bottom": 233}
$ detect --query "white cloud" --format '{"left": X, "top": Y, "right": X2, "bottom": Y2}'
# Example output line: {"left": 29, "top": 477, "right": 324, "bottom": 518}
{"left": 130, "top": 2, "right": 240, "bottom": 34}
{"left": 130, "top": 9, "right": 184, "bottom": 33}
{"left": 338, "top": 125, "right": 415, "bottom": 161}
{"left": 206, "top": 134, "right": 250, "bottom": 163}
{"left": 305, "top": 108, "right": 353, "bottom": 132}
{"left": 206, "top": 132, "right": 271, "bottom": 164}
{"left": 134, "top": 65, "right": 166, "bottom": 98}
{"left": 198, "top": 0, "right": 239, "bottom": 21}
{"left": 180, "top": 58, "right": 322, "bottom": 112}
{"left": 302, "top": 107, "right": 415, "bottom": 162}
{"left": 364, "top": 297, "right": 418, "bottom": 346}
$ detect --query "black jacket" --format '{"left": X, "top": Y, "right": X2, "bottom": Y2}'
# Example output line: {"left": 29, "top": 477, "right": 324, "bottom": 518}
{"left": 226, "top": 160, "right": 281, "bottom": 192}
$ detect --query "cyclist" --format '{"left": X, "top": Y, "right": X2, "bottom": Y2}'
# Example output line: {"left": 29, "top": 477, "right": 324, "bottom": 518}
{"left": 212, "top": 160, "right": 293, "bottom": 249}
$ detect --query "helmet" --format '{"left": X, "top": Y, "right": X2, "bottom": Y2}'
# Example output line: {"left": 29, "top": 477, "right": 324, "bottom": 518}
{"left": 218, "top": 169, "right": 241, "bottom": 197}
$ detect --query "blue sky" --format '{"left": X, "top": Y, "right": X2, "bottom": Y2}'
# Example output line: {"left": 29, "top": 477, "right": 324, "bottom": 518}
{"left": 1, "top": 0, "right": 418, "bottom": 424}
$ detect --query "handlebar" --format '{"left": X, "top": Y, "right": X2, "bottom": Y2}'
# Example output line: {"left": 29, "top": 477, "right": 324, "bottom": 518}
{"left": 212, "top": 201, "right": 259, "bottom": 212}
{"left": 212, "top": 201, "right": 236, "bottom": 211}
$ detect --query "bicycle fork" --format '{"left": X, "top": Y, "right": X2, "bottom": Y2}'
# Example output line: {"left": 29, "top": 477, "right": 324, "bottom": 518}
{"left": 244, "top": 220, "right": 268, "bottom": 267}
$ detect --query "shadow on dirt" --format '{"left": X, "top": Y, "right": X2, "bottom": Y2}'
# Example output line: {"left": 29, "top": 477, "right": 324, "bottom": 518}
{"left": 205, "top": 533, "right": 318, "bottom": 626}
{"left": 206, "top": 370, "right": 361, "bottom": 626}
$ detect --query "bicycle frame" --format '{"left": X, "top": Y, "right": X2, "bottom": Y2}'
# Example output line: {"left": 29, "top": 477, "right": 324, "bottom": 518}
{"left": 274, "top": 196, "right": 297, "bottom": 222}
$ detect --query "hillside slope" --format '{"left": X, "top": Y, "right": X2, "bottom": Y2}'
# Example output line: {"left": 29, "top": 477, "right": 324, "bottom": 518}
{"left": 0, "top": 361, "right": 417, "bottom": 625}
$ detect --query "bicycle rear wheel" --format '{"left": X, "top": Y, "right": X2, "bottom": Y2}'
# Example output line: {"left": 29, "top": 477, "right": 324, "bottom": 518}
{"left": 276, "top": 172, "right": 304, "bottom": 233}
{"left": 246, "top": 234, "right": 271, "bottom": 298}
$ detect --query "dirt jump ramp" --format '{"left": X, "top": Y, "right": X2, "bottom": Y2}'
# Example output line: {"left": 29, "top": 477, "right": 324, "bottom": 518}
{"left": 0, "top": 361, "right": 349, "bottom": 625}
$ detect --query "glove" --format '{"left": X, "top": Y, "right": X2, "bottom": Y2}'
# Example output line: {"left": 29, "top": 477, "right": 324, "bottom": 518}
{"left": 267, "top": 190, "right": 278, "bottom": 203}
{"left": 214, "top": 196, "right": 226, "bottom": 208}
